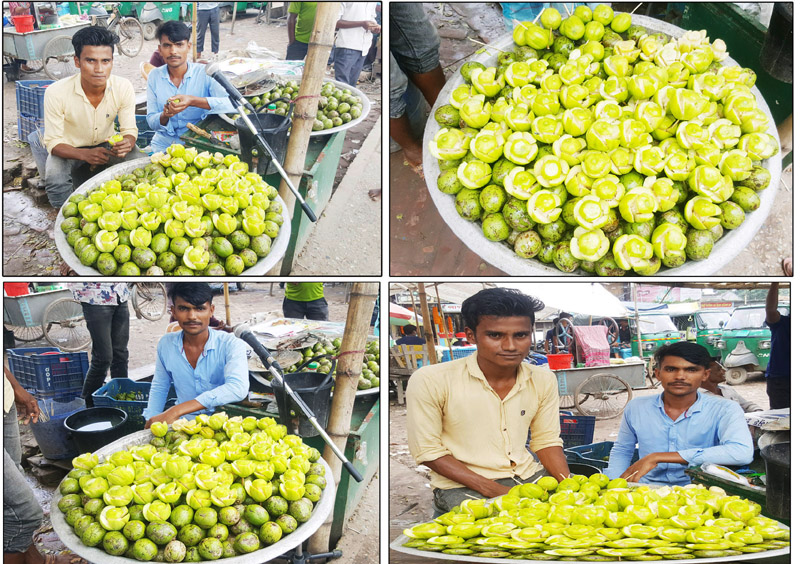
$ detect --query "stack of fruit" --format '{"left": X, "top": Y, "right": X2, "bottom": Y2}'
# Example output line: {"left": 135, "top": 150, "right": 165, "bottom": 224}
{"left": 58, "top": 144, "right": 283, "bottom": 276}
{"left": 401, "top": 474, "right": 790, "bottom": 559}
{"left": 429, "top": 4, "right": 779, "bottom": 275}
{"left": 284, "top": 338, "right": 380, "bottom": 391}
{"left": 231, "top": 79, "right": 365, "bottom": 132}
{"left": 55, "top": 413, "right": 327, "bottom": 562}
{"left": 113, "top": 392, "right": 142, "bottom": 402}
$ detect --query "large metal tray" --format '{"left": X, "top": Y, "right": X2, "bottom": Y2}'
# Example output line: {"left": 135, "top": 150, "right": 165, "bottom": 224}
{"left": 53, "top": 158, "right": 291, "bottom": 276}
{"left": 421, "top": 14, "right": 782, "bottom": 276}
{"left": 51, "top": 429, "right": 335, "bottom": 564}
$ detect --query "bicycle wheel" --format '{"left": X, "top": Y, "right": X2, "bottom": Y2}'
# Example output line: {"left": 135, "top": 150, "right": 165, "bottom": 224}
{"left": 117, "top": 18, "right": 144, "bottom": 57}
{"left": 133, "top": 283, "right": 167, "bottom": 321}
{"left": 4, "top": 324, "right": 44, "bottom": 342}
{"left": 19, "top": 59, "right": 44, "bottom": 74}
{"left": 42, "top": 298, "right": 91, "bottom": 352}
{"left": 42, "top": 36, "right": 79, "bottom": 80}
{"left": 574, "top": 373, "right": 632, "bottom": 420}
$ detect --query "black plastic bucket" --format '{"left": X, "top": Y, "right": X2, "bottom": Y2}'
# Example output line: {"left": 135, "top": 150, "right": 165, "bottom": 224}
{"left": 761, "top": 442, "right": 790, "bottom": 521}
{"left": 272, "top": 368, "right": 334, "bottom": 438}
{"left": 64, "top": 407, "right": 129, "bottom": 453}
{"left": 235, "top": 100, "right": 292, "bottom": 176}
{"left": 568, "top": 462, "right": 603, "bottom": 477}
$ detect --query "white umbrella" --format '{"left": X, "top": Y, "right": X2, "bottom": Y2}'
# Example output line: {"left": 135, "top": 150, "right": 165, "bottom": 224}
{"left": 499, "top": 283, "right": 628, "bottom": 318}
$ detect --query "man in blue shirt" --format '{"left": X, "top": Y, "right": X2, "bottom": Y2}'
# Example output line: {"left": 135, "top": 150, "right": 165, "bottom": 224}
{"left": 396, "top": 324, "right": 425, "bottom": 346}
{"left": 606, "top": 341, "right": 753, "bottom": 486}
{"left": 765, "top": 282, "right": 790, "bottom": 409}
{"left": 145, "top": 21, "right": 233, "bottom": 153}
{"left": 144, "top": 283, "right": 248, "bottom": 427}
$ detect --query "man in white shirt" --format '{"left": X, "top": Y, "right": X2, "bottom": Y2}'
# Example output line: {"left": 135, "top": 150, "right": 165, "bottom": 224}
{"left": 334, "top": 2, "right": 380, "bottom": 86}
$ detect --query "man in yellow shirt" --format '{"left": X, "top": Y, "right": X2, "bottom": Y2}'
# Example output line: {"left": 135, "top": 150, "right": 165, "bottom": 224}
{"left": 42, "top": 26, "right": 143, "bottom": 208}
{"left": 407, "top": 287, "right": 570, "bottom": 516}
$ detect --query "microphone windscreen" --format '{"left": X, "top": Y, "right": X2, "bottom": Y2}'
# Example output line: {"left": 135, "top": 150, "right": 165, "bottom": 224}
{"left": 205, "top": 62, "right": 222, "bottom": 76}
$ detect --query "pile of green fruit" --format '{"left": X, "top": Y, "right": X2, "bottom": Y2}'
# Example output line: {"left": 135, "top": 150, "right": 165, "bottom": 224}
{"left": 58, "top": 144, "right": 283, "bottom": 276}
{"left": 55, "top": 412, "right": 327, "bottom": 562}
{"left": 114, "top": 392, "right": 143, "bottom": 402}
{"left": 429, "top": 4, "right": 778, "bottom": 275}
{"left": 230, "top": 79, "right": 365, "bottom": 131}
{"left": 284, "top": 338, "right": 380, "bottom": 390}
{"left": 402, "top": 474, "right": 789, "bottom": 560}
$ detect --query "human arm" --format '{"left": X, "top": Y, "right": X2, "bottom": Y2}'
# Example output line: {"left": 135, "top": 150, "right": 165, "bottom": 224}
{"left": 43, "top": 87, "right": 111, "bottom": 164}
{"left": 146, "top": 72, "right": 176, "bottom": 133}
{"left": 424, "top": 455, "right": 512, "bottom": 499}
{"left": 143, "top": 340, "right": 172, "bottom": 422}
{"left": 4, "top": 366, "right": 40, "bottom": 424}
{"left": 112, "top": 78, "right": 138, "bottom": 158}
{"left": 676, "top": 402, "right": 753, "bottom": 467}
{"left": 535, "top": 446, "right": 570, "bottom": 481}
{"left": 606, "top": 408, "right": 638, "bottom": 479}
{"left": 528, "top": 370, "right": 569, "bottom": 479}
{"left": 620, "top": 452, "right": 687, "bottom": 482}
{"left": 336, "top": 19, "right": 376, "bottom": 30}
{"left": 194, "top": 335, "right": 249, "bottom": 411}
{"left": 146, "top": 399, "right": 205, "bottom": 428}
{"left": 50, "top": 143, "right": 112, "bottom": 165}
{"left": 287, "top": 11, "right": 297, "bottom": 44}
{"left": 765, "top": 283, "right": 780, "bottom": 324}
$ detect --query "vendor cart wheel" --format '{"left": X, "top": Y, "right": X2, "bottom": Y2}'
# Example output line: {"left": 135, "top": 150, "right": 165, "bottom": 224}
{"left": 601, "top": 317, "right": 619, "bottom": 345}
{"left": 556, "top": 318, "right": 574, "bottom": 353}
{"left": 117, "top": 18, "right": 144, "bottom": 57}
{"left": 141, "top": 21, "right": 158, "bottom": 41}
{"left": 574, "top": 373, "right": 632, "bottom": 420}
{"left": 218, "top": 5, "right": 233, "bottom": 22}
{"left": 4, "top": 324, "right": 44, "bottom": 342}
{"left": 132, "top": 283, "right": 167, "bottom": 321}
{"left": 42, "top": 36, "right": 79, "bottom": 80}
{"left": 725, "top": 366, "right": 748, "bottom": 385}
{"left": 42, "top": 298, "right": 91, "bottom": 352}
{"left": 19, "top": 58, "right": 44, "bottom": 74}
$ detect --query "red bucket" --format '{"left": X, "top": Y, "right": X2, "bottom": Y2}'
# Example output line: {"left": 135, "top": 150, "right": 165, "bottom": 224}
{"left": 12, "top": 15, "right": 35, "bottom": 33}
{"left": 547, "top": 354, "right": 573, "bottom": 370}
{"left": 4, "top": 283, "right": 30, "bottom": 297}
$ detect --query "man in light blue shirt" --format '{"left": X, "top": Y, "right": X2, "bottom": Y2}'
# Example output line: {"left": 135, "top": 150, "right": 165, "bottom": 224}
{"left": 606, "top": 341, "right": 753, "bottom": 486}
{"left": 145, "top": 21, "right": 233, "bottom": 153}
{"left": 144, "top": 283, "right": 248, "bottom": 426}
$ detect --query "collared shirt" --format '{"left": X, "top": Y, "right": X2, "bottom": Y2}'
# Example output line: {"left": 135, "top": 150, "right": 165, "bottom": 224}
{"left": 143, "top": 328, "right": 248, "bottom": 420}
{"left": 407, "top": 353, "right": 563, "bottom": 490}
{"left": 43, "top": 73, "right": 137, "bottom": 154}
{"left": 606, "top": 392, "right": 754, "bottom": 486}
{"left": 70, "top": 283, "right": 130, "bottom": 305}
{"left": 765, "top": 314, "right": 790, "bottom": 379}
{"left": 336, "top": 2, "right": 378, "bottom": 55}
{"left": 145, "top": 62, "right": 234, "bottom": 153}
{"left": 699, "top": 383, "right": 763, "bottom": 413}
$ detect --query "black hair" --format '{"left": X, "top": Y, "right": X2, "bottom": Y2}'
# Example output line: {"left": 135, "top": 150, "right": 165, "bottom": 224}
{"left": 402, "top": 325, "right": 418, "bottom": 336}
{"left": 461, "top": 288, "right": 544, "bottom": 332}
{"left": 72, "top": 26, "right": 119, "bottom": 59}
{"left": 654, "top": 341, "right": 711, "bottom": 369}
{"left": 558, "top": 312, "right": 573, "bottom": 320}
{"left": 169, "top": 283, "right": 214, "bottom": 307}
{"left": 156, "top": 20, "right": 191, "bottom": 44}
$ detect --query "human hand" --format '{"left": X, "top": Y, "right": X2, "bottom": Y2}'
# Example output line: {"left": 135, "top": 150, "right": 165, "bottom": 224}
{"left": 15, "top": 388, "right": 41, "bottom": 425}
{"left": 145, "top": 405, "right": 181, "bottom": 429}
{"left": 480, "top": 481, "right": 512, "bottom": 499}
{"left": 110, "top": 136, "right": 134, "bottom": 158}
{"left": 367, "top": 22, "right": 381, "bottom": 33}
{"left": 165, "top": 94, "right": 194, "bottom": 115}
{"left": 620, "top": 454, "right": 660, "bottom": 482}
{"left": 83, "top": 146, "right": 112, "bottom": 165}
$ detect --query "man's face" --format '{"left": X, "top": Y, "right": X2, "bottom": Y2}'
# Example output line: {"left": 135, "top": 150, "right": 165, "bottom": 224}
{"left": 74, "top": 45, "right": 114, "bottom": 89}
{"left": 655, "top": 355, "right": 709, "bottom": 397}
{"left": 465, "top": 315, "right": 532, "bottom": 370}
{"left": 707, "top": 361, "right": 726, "bottom": 385}
{"left": 158, "top": 35, "right": 191, "bottom": 68}
{"left": 172, "top": 296, "right": 214, "bottom": 336}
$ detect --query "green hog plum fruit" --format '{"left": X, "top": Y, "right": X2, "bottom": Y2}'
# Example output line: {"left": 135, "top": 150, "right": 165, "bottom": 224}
{"left": 233, "top": 532, "right": 260, "bottom": 554}
{"left": 163, "top": 540, "right": 186, "bottom": 563}
{"left": 103, "top": 530, "right": 130, "bottom": 556}
{"left": 132, "top": 538, "right": 158, "bottom": 561}
{"left": 197, "top": 537, "right": 224, "bottom": 560}
{"left": 686, "top": 229, "right": 715, "bottom": 261}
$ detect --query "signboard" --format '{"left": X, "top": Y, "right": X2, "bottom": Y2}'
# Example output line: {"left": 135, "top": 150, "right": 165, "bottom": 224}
{"left": 701, "top": 301, "right": 734, "bottom": 309}
{"left": 441, "top": 304, "right": 461, "bottom": 313}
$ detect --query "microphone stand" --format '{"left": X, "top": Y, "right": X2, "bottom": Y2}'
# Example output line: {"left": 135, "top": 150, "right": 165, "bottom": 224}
{"left": 228, "top": 97, "right": 318, "bottom": 222}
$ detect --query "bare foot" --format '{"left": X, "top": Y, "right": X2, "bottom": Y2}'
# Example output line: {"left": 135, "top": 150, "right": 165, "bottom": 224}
{"left": 402, "top": 145, "right": 423, "bottom": 168}
{"left": 368, "top": 187, "right": 381, "bottom": 200}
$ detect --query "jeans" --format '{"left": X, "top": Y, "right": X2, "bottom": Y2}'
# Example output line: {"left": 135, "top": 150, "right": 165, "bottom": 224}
{"left": 432, "top": 470, "right": 549, "bottom": 517}
{"left": 766, "top": 377, "right": 790, "bottom": 410}
{"left": 286, "top": 40, "right": 309, "bottom": 61}
{"left": 333, "top": 47, "right": 366, "bottom": 87}
{"left": 389, "top": 3, "right": 441, "bottom": 75}
{"left": 282, "top": 298, "right": 329, "bottom": 321}
{"left": 81, "top": 301, "right": 130, "bottom": 407}
{"left": 44, "top": 146, "right": 146, "bottom": 208}
{"left": 197, "top": 7, "right": 220, "bottom": 54}
{"left": 4, "top": 405, "right": 43, "bottom": 554}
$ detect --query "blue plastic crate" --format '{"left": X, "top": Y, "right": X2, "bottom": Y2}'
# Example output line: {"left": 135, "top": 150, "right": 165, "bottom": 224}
{"left": 565, "top": 441, "right": 640, "bottom": 469}
{"left": 15, "top": 80, "right": 54, "bottom": 119}
{"left": 93, "top": 379, "right": 177, "bottom": 430}
{"left": 441, "top": 346, "right": 477, "bottom": 362}
{"left": 17, "top": 114, "right": 45, "bottom": 143}
{"left": 7, "top": 347, "right": 87, "bottom": 400}
{"left": 560, "top": 413, "right": 595, "bottom": 449}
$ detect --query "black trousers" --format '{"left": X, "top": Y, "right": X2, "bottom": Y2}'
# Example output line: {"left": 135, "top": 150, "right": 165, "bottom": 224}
{"left": 81, "top": 301, "right": 130, "bottom": 406}
{"left": 282, "top": 297, "right": 329, "bottom": 321}
{"left": 766, "top": 377, "right": 790, "bottom": 410}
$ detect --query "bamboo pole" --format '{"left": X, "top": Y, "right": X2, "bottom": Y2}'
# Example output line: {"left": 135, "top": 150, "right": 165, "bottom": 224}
{"left": 633, "top": 283, "right": 643, "bottom": 361}
{"left": 434, "top": 284, "right": 453, "bottom": 362}
{"left": 230, "top": 0, "right": 237, "bottom": 35}
{"left": 223, "top": 283, "right": 231, "bottom": 326}
{"left": 274, "top": 2, "right": 339, "bottom": 275}
{"left": 409, "top": 285, "right": 420, "bottom": 333}
{"left": 417, "top": 284, "right": 438, "bottom": 365}
{"left": 191, "top": 2, "right": 197, "bottom": 62}
{"left": 307, "top": 282, "right": 379, "bottom": 553}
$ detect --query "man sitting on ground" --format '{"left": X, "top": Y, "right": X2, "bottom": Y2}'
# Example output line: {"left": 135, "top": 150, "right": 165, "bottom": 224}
{"left": 143, "top": 283, "right": 248, "bottom": 427}
{"left": 607, "top": 341, "right": 753, "bottom": 486}
{"left": 407, "top": 287, "right": 570, "bottom": 517}
{"left": 699, "top": 360, "right": 763, "bottom": 413}
{"left": 396, "top": 324, "right": 425, "bottom": 346}
{"left": 43, "top": 26, "right": 143, "bottom": 208}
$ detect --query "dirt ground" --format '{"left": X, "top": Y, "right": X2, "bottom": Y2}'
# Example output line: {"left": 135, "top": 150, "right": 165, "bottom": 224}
{"left": 9, "top": 284, "right": 379, "bottom": 562}
{"left": 2, "top": 6, "right": 382, "bottom": 275}
{"left": 389, "top": 2, "right": 792, "bottom": 277}
{"left": 389, "top": 375, "right": 773, "bottom": 563}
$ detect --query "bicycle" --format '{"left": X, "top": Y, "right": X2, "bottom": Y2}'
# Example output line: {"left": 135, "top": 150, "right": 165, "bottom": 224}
{"left": 90, "top": 2, "right": 144, "bottom": 57}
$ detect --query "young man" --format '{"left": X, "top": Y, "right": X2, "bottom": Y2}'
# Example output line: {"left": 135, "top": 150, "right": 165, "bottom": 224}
{"left": 699, "top": 360, "right": 763, "bottom": 413}
{"left": 145, "top": 21, "right": 234, "bottom": 153}
{"left": 195, "top": 2, "right": 220, "bottom": 61}
{"left": 396, "top": 324, "right": 425, "bottom": 346}
{"left": 42, "top": 26, "right": 142, "bottom": 208}
{"left": 765, "top": 282, "right": 790, "bottom": 409}
{"left": 286, "top": 2, "right": 317, "bottom": 60}
{"left": 334, "top": 2, "right": 380, "bottom": 86}
{"left": 607, "top": 341, "right": 753, "bottom": 486}
{"left": 407, "top": 287, "right": 569, "bottom": 516}
{"left": 143, "top": 283, "right": 248, "bottom": 427}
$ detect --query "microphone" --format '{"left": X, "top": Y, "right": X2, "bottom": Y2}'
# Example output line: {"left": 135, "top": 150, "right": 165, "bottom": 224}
{"left": 206, "top": 62, "right": 250, "bottom": 109}
{"left": 233, "top": 323, "right": 282, "bottom": 374}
